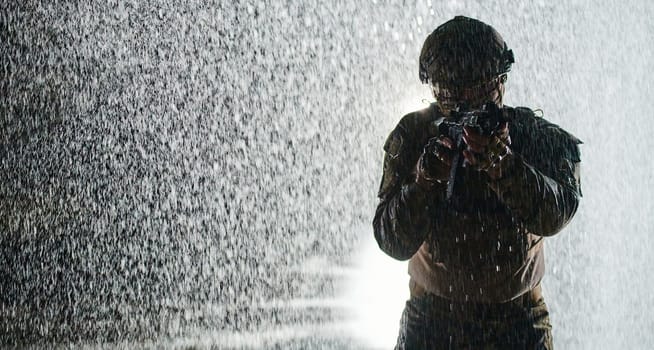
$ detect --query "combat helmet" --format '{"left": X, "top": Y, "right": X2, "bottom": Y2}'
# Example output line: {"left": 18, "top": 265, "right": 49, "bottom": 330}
{"left": 419, "top": 16, "right": 514, "bottom": 88}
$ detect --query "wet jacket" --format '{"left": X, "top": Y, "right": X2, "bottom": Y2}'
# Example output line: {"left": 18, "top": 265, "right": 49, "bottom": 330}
{"left": 373, "top": 103, "right": 581, "bottom": 302}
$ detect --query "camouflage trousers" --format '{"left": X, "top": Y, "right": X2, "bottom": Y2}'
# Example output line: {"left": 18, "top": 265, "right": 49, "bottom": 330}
{"left": 395, "top": 291, "right": 553, "bottom": 349}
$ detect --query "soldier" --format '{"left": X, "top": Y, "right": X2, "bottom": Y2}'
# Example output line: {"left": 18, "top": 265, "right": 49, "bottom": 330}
{"left": 373, "top": 16, "right": 582, "bottom": 349}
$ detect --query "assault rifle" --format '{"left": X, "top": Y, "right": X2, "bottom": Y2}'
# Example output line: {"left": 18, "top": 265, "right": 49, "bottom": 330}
{"left": 437, "top": 102, "right": 508, "bottom": 201}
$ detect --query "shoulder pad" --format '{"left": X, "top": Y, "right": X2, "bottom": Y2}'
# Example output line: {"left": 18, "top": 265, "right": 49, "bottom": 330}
{"left": 378, "top": 106, "right": 438, "bottom": 199}
{"left": 546, "top": 125, "right": 582, "bottom": 163}
{"left": 383, "top": 127, "right": 404, "bottom": 159}
{"left": 510, "top": 106, "right": 582, "bottom": 163}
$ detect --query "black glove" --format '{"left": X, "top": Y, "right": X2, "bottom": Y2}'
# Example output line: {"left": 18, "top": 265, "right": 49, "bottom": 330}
{"left": 461, "top": 122, "right": 512, "bottom": 179}
{"left": 415, "top": 135, "right": 456, "bottom": 190}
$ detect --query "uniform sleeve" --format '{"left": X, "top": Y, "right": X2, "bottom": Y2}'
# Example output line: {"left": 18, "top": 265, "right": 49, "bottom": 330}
{"left": 489, "top": 113, "right": 582, "bottom": 237}
{"left": 372, "top": 121, "right": 437, "bottom": 260}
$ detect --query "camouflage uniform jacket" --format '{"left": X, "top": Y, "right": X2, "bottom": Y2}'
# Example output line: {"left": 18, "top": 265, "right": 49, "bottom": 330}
{"left": 373, "top": 103, "right": 581, "bottom": 303}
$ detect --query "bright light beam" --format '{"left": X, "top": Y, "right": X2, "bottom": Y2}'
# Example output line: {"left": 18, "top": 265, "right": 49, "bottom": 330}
{"left": 342, "top": 232, "right": 410, "bottom": 349}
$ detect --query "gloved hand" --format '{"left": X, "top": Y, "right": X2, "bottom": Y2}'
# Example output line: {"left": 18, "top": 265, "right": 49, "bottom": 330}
{"left": 462, "top": 122, "right": 512, "bottom": 179}
{"left": 415, "top": 135, "right": 456, "bottom": 190}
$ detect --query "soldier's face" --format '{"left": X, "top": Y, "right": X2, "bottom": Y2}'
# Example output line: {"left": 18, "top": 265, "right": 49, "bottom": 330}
{"left": 432, "top": 75, "right": 506, "bottom": 116}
